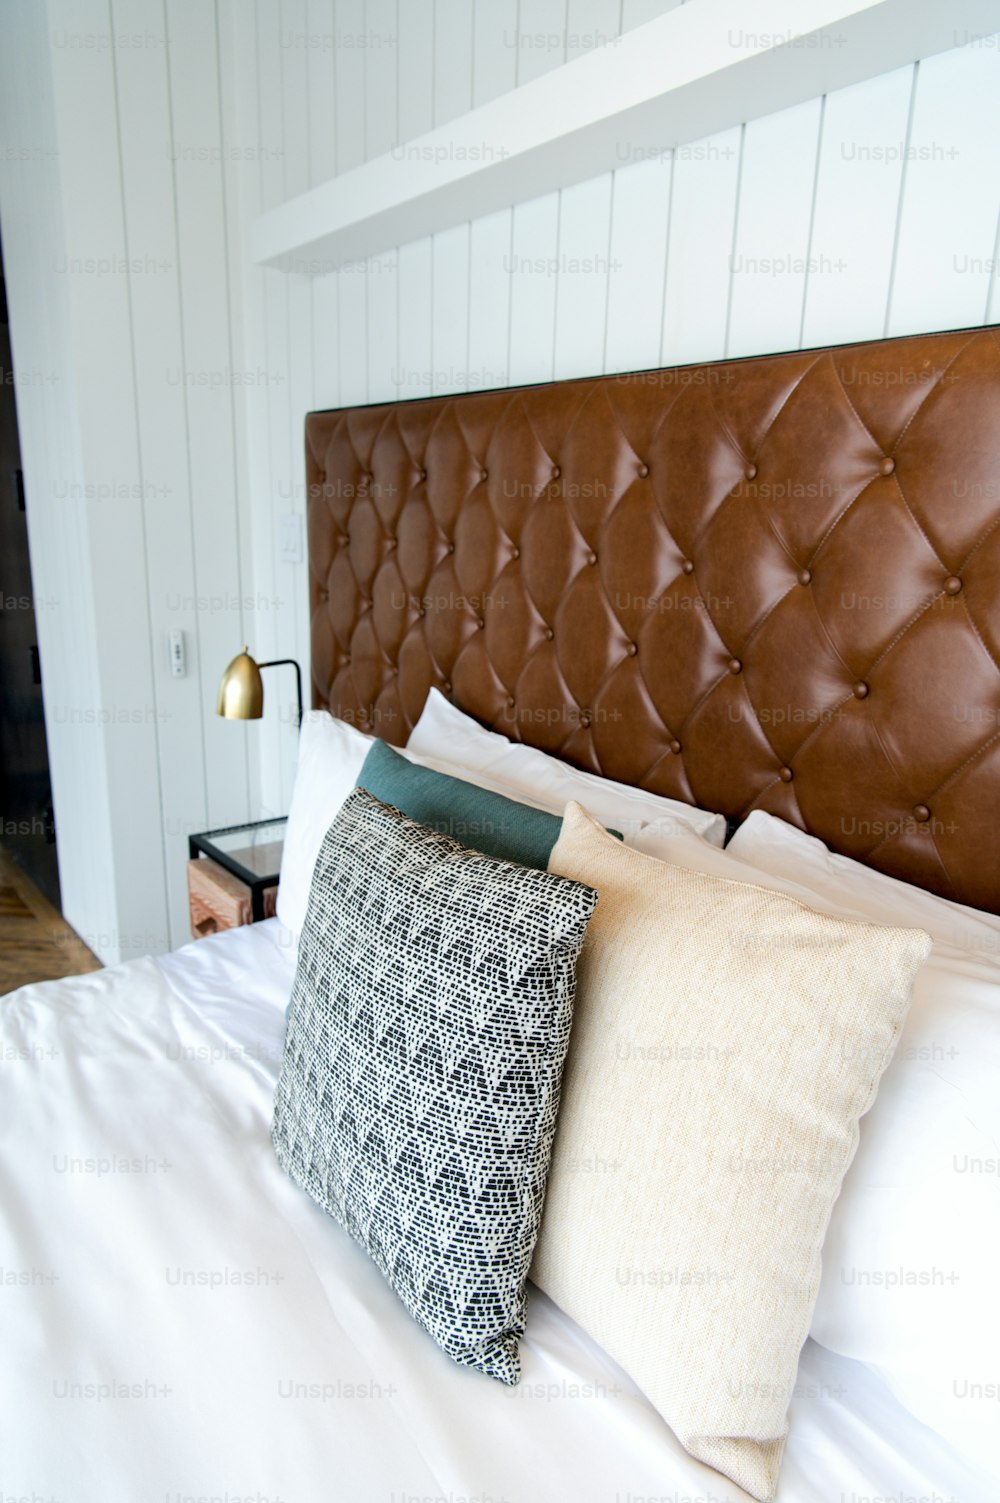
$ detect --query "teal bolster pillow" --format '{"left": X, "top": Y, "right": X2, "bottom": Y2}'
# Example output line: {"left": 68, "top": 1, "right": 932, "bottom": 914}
{"left": 356, "top": 740, "right": 565, "bottom": 870}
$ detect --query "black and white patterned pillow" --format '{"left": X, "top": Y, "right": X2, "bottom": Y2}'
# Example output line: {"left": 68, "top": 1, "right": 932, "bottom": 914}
{"left": 272, "top": 787, "right": 598, "bottom": 1383}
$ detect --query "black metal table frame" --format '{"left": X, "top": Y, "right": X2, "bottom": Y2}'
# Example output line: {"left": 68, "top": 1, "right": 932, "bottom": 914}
{"left": 187, "top": 816, "right": 287, "bottom": 923}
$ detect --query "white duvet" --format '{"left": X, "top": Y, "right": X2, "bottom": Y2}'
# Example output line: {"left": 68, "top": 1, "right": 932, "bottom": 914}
{"left": 0, "top": 922, "right": 994, "bottom": 1503}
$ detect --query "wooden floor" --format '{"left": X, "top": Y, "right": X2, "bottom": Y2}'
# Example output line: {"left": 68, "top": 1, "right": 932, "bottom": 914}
{"left": 0, "top": 844, "right": 101, "bottom": 995}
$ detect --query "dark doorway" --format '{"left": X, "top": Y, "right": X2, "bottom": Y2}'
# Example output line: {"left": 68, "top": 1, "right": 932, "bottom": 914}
{"left": 0, "top": 223, "right": 60, "bottom": 905}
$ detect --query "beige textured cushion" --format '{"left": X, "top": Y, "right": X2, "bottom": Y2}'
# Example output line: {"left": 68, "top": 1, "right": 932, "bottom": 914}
{"left": 535, "top": 803, "right": 932, "bottom": 1501}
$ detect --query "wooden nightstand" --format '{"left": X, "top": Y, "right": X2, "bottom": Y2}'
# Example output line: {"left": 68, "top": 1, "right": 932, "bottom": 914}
{"left": 186, "top": 818, "right": 286, "bottom": 939}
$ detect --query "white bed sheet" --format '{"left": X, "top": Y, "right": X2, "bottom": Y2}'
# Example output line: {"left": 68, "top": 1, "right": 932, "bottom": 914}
{"left": 1, "top": 924, "right": 995, "bottom": 1503}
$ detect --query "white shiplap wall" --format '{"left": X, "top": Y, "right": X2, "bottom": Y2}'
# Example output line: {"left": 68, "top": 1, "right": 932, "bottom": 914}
{"left": 227, "top": 4, "right": 1000, "bottom": 817}
{"left": 0, "top": 0, "right": 258, "bottom": 958}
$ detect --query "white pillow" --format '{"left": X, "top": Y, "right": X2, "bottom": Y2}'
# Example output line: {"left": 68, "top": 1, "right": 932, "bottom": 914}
{"left": 725, "top": 810, "right": 1000, "bottom": 1478}
{"left": 407, "top": 690, "right": 727, "bottom": 847}
{"left": 276, "top": 713, "right": 373, "bottom": 937}
{"left": 278, "top": 712, "right": 533, "bottom": 937}
{"left": 278, "top": 708, "right": 704, "bottom": 937}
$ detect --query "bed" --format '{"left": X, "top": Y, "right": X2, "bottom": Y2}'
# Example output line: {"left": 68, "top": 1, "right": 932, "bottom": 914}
{"left": 3, "top": 326, "right": 999, "bottom": 1503}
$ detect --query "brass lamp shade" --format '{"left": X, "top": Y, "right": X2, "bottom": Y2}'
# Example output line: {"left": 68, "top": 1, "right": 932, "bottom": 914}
{"left": 216, "top": 648, "right": 264, "bottom": 720}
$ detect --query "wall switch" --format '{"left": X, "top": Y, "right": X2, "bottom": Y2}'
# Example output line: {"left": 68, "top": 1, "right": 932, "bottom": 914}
{"left": 168, "top": 629, "right": 186, "bottom": 678}
{"left": 279, "top": 512, "right": 304, "bottom": 565}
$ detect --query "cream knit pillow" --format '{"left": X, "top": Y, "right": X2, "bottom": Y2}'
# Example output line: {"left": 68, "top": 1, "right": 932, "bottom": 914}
{"left": 535, "top": 803, "right": 932, "bottom": 1502}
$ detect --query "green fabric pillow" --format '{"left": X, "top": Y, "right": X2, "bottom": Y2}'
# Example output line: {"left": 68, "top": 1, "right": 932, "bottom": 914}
{"left": 356, "top": 740, "right": 565, "bottom": 870}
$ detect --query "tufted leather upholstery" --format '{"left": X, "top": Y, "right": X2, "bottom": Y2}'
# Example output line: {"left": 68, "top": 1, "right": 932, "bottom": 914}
{"left": 306, "top": 327, "right": 1000, "bottom": 914}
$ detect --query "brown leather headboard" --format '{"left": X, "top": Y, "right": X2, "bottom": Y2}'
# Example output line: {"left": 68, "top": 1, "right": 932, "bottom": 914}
{"left": 306, "top": 327, "right": 1000, "bottom": 914}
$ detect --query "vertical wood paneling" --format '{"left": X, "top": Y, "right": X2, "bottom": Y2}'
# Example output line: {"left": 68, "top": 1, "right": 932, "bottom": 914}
{"left": 397, "top": 237, "right": 434, "bottom": 400}
{"left": 48, "top": 0, "right": 168, "bottom": 959}
{"left": 397, "top": 0, "right": 434, "bottom": 141}
{"left": 661, "top": 127, "right": 741, "bottom": 365}
{"left": 255, "top": 0, "right": 286, "bottom": 208}
{"left": 801, "top": 66, "right": 913, "bottom": 349}
{"left": 305, "top": 0, "right": 337, "bottom": 185}
{"left": 507, "top": 192, "right": 560, "bottom": 385}
{"left": 471, "top": 0, "right": 517, "bottom": 106}
{"left": 313, "top": 270, "right": 342, "bottom": 406}
{"left": 433, "top": 0, "right": 473, "bottom": 128}
{"left": 218, "top": 0, "right": 262, "bottom": 825}
{"left": 281, "top": 0, "right": 310, "bottom": 198}
{"left": 889, "top": 43, "right": 1000, "bottom": 335}
{"left": 365, "top": 0, "right": 399, "bottom": 157}
{"left": 168, "top": 0, "right": 254, "bottom": 832}
{"left": 468, "top": 208, "right": 513, "bottom": 388}
{"left": 514, "top": 0, "right": 567, "bottom": 86}
{"left": 727, "top": 98, "right": 823, "bottom": 358}
{"left": 605, "top": 155, "right": 672, "bottom": 373}
{"left": 287, "top": 270, "right": 314, "bottom": 736}
{"left": 262, "top": 266, "right": 294, "bottom": 811}
{"left": 566, "top": 0, "right": 621, "bottom": 63}
{"left": 335, "top": 0, "right": 367, "bottom": 170}
{"left": 432, "top": 225, "right": 471, "bottom": 393}
{"left": 553, "top": 175, "right": 613, "bottom": 379}
{"left": 366, "top": 250, "right": 400, "bottom": 401}
{"left": 337, "top": 262, "right": 369, "bottom": 402}
{"left": 115, "top": 0, "right": 206, "bottom": 948}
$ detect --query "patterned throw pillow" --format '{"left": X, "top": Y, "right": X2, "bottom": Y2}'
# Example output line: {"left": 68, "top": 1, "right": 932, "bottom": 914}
{"left": 272, "top": 787, "right": 598, "bottom": 1383}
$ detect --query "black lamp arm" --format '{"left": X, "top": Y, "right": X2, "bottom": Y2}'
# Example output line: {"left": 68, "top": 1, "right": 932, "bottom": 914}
{"left": 258, "top": 658, "right": 303, "bottom": 727}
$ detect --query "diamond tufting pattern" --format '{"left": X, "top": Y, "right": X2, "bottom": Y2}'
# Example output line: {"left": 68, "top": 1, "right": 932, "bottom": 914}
{"left": 306, "top": 327, "right": 1000, "bottom": 914}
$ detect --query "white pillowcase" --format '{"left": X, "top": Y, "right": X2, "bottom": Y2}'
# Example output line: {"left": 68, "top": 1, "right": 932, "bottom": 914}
{"left": 725, "top": 810, "right": 1000, "bottom": 1479}
{"left": 407, "top": 689, "right": 727, "bottom": 848}
{"left": 276, "top": 713, "right": 372, "bottom": 936}
{"left": 278, "top": 713, "right": 530, "bottom": 937}
{"left": 278, "top": 708, "right": 718, "bottom": 938}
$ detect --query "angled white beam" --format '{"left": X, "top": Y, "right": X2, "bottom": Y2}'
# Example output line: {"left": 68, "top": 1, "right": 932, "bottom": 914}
{"left": 252, "top": 0, "right": 1000, "bottom": 273}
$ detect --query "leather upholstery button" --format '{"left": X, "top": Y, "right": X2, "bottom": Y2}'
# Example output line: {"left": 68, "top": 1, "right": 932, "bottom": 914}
{"left": 913, "top": 804, "right": 931, "bottom": 822}
{"left": 626, "top": 641, "right": 637, "bottom": 656}
{"left": 442, "top": 681, "right": 452, "bottom": 694}
{"left": 880, "top": 457, "right": 895, "bottom": 476}
{"left": 798, "top": 568, "right": 812, "bottom": 586}
{"left": 552, "top": 465, "right": 561, "bottom": 479}
{"left": 447, "top": 543, "right": 455, "bottom": 554}
{"left": 477, "top": 618, "right": 485, "bottom": 630}
{"left": 545, "top": 627, "right": 554, "bottom": 641}
{"left": 745, "top": 463, "right": 758, "bottom": 481}
{"left": 511, "top": 546, "right": 520, "bottom": 559}
{"left": 579, "top": 712, "right": 591, "bottom": 729}
{"left": 343, "top": 655, "right": 351, "bottom": 666}
{"left": 682, "top": 559, "right": 694, "bottom": 575}
{"left": 669, "top": 739, "right": 681, "bottom": 755}
{"left": 418, "top": 607, "right": 426, "bottom": 618}
{"left": 944, "top": 575, "right": 962, "bottom": 595}
{"left": 587, "top": 551, "right": 598, "bottom": 566}
{"left": 506, "top": 696, "right": 515, "bottom": 709}
{"left": 853, "top": 681, "right": 869, "bottom": 699}
{"left": 386, "top": 537, "right": 397, "bottom": 550}
{"left": 319, "top": 588, "right": 329, "bottom": 601}
{"left": 779, "top": 766, "right": 794, "bottom": 783}
{"left": 419, "top": 469, "right": 427, "bottom": 481}
{"left": 638, "top": 464, "right": 650, "bottom": 478}
{"left": 728, "top": 658, "right": 742, "bottom": 675}
{"left": 480, "top": 469, "right": 488, "bottom": 482}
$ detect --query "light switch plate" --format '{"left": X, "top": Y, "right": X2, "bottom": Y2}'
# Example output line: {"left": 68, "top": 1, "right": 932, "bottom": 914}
{"left": 279, "top": 512, "right": 304, "bottom": 565}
